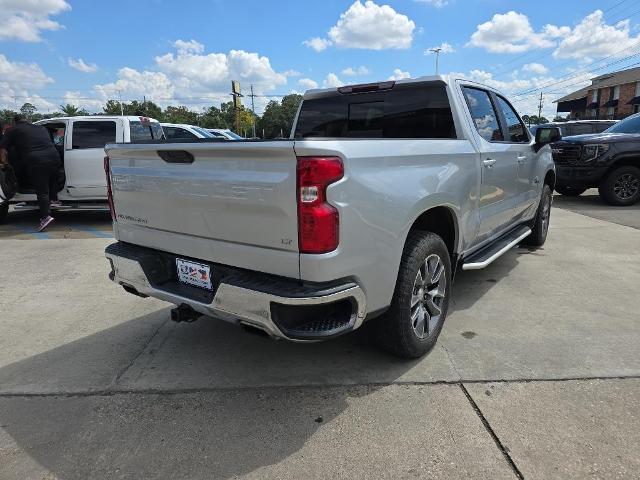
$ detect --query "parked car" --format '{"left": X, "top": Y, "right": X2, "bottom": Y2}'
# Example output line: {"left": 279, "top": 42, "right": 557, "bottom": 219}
{"left": 530, "top": 120, "right": 616, "bottom": 138}
{"left": 206, "top": 128, "right": 243, "bottom": 140}
{"left": 0, "top": 115, "right": 163, "bottom": 223}
{"left": 103, "top": 76, "right": 557, "bottom": 358}
{"left": 551, "top": 113, "right": 640, "bottom": 205}
{"left": 161, "top": 123, "right": 215, "bottom": 140}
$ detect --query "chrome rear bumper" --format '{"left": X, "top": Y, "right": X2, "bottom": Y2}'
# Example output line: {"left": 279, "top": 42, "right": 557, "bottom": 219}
{"left": 105, "top": 242, "right": 366, "bottom": 341}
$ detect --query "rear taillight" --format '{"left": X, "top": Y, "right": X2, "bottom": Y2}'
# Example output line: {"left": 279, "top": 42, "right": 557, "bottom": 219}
{"left": 297, "top": 156, "right": 343, "bottom": 254}
{"left": 104, "top": 156, "right": 116, "bottom": 220}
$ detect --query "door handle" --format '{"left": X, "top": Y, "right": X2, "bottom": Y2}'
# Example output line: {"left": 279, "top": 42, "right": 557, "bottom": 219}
{"left": 516, "top": 154, "right": 527, "bottom": 165}
{"left": 483, "top": 158, "right": 496, "bottom": 168}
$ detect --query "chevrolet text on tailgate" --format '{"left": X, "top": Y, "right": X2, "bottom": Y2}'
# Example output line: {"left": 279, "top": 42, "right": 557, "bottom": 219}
{"left": 104, "top": 75, "right": 557, "bottom": 358}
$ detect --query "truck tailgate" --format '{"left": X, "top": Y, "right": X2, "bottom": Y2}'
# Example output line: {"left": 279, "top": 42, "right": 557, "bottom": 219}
{"left": 106, "top": 141, "right": 300, "bottom": 278}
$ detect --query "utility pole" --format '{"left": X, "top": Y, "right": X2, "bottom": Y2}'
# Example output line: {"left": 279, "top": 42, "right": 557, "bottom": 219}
{"left": 117, "top": 90, "right": 124, "bottom": 116}
{"left": 537, "top": 92, "right": 544, "bottom": 120}
{"left": 249, "top": 85, "right": 257, "bottom": 138}
{"left": 231, "top": 80, "right": 243, "bottom": 134}
{"left": 428, "top": 47, "right": 442, "bottom": 75}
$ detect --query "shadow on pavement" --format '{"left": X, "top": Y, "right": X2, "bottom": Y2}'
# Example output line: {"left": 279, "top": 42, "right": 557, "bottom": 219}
{"left": 0, "top": 310, "right": 426, "bottom": 479}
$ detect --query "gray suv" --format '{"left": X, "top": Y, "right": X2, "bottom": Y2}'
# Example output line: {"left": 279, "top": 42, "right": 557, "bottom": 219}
{"left": 103, "top": 76, "right": 556, "bottom": 358}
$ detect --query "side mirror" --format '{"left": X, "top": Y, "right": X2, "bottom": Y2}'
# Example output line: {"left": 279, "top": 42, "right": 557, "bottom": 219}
{"left": 534, "top": 126, "right": 561, "bottom": 152}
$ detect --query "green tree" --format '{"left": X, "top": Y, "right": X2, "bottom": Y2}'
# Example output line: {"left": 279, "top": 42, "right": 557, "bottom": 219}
{"left": 522, "top": 114, "right": 549, "bottom": 126}
{"left": 163, "top": 105, "right": 198, "bottom": 125}
{"left": 60, "top": 104, "right": 81, "bottom": 116}
{"left": 103, "top": 100, "right": 124, "bottom": 115}
{"left": 257, "top": 94, "right": 302, "bottom": 138}
{"left": 20, "top": 102, "right": 37, "bottom": 120}
{"left": 0, "top": 109, "right": 17, "bottom": 125}
{"left": 200, "top": 105, "right": 228, "bottom": 129}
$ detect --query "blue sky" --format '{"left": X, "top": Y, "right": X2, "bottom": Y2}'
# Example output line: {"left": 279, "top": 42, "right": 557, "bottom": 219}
{"left": 1, "top": 0, "right": 639, "bottom": 118}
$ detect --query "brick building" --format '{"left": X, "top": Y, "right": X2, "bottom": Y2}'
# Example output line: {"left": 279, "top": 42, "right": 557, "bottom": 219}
{"left": 554, "top": 66, "right": 640, "bottom": 120}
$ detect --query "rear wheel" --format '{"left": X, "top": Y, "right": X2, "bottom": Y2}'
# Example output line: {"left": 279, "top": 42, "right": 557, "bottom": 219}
{"left": 522, "top": 184, "right": 552, "bottom": 247}
{"left": 0, "top": 202, "right": 8, "bottom": 224}
{"left": 555, "top": 184, "right": 586, "bottom": 197}
{"left": 598, "top": 166, "right": 640, "bottom": 206}
{"left": 374, "top": 231, "right": 451, "bottom": 359}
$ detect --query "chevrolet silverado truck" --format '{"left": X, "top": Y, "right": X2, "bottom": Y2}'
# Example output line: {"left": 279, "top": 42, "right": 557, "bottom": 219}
{"left": 551, "top": 113, "right": 640, "bottom": 205}
{"left": 103, "top": 76, "right": 557, "bottom": 358}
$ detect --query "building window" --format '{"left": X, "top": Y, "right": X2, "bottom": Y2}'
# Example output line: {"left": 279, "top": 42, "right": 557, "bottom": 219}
{"left": 634, "top": 104, "right": 640, "bottom": 114}
{"left": 590, "top": 109, "right": 598, "bottom": 118}
{"left": 606, "top": 107, "right": 617, "bottom": 119}
{"left": 636, "top": 82, "right": 640, "bottom": 97}
{"left": 613, "top": 85, "right": 620, "bottom": 100}
{"left": 591, "top": 89, "right": 598, "bottom": 103}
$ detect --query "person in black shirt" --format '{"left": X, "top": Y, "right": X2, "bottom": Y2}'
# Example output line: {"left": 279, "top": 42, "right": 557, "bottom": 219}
{"left": 0, "top": 115, "right": 60, "bottom": 231}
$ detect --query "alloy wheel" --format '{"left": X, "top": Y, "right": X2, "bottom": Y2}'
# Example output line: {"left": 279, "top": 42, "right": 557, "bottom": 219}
{"left": 410, "top": 254, "right": 446, "bottom": 339}
{"left": 613, "top": 173, "right": 639, "bottom": 200}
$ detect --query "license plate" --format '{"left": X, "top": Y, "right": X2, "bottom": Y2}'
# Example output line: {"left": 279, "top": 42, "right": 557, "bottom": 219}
{"left": 176, "top": 258, "right": 212, "bottom": 291}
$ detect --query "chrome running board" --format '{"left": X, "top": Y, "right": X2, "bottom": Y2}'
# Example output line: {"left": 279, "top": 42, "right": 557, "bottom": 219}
{"left": 462, "top": 225, "right": 531, "bottom": 271}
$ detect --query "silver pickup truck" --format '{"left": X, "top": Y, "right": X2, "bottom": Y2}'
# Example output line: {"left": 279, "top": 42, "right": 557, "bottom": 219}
{"left": 104, "top": 76, "right": 558, "bottom": 358}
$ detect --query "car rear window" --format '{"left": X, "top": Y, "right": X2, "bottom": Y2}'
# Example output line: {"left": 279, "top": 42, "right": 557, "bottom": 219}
{"left": 294, "top": 83, "right": 456, "bottom": 139}
{"left": 130, "top": 120, "right": 163, "bottom": 141}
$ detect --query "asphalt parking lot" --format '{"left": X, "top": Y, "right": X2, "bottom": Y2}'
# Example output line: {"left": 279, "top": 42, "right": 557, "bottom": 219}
{"left": 1, "top": 191, "right": 639, "bottom": 479}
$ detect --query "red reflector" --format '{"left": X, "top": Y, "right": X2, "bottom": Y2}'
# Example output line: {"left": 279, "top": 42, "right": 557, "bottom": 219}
{"left": 104, "top": 156, "right": 116, "bottom": 220}
{"left": 297, "top": 156, "right": 343, "bottom": 254}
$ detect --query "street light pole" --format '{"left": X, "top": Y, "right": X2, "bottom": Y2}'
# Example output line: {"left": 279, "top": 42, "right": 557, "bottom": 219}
{"left": 428, "top": 47, "right": 442, "bottom": 75}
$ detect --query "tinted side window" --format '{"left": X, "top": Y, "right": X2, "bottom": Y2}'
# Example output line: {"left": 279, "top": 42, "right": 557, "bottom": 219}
{"left": 164, "top": 127, "right": 197, "bottom": 140}
{"left": 593, "top": 123, "right": 613, "bottom": 133}
{"left": 496, "top": 96, "right": 528, "bottom": 142}
{"left": 130, "top": 121, "right": 164, "bottom": 141}
{"left": 462, "top": 87, "right": 503, "bottom": 142}
{"left": 72, "top": 121, "right": 116, "bottom": 149}
{"left": 294, "top": 83, "right": 456, "bottom": 139}
{"left": 570, "top": 124, "right": 592, "bottom": 135}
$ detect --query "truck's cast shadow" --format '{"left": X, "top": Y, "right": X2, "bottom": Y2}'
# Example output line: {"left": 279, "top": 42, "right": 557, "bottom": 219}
{"left": 0, "top": 309, "right": 427, "bottom": 479}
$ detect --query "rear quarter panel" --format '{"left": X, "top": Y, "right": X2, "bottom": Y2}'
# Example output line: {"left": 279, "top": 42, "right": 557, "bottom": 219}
{"left": 294, "top": 138, "right": 479, "bottom": 313}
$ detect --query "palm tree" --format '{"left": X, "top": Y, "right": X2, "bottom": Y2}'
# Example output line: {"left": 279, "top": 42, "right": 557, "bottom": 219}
{"left": 59, "top": 104, "right": 81, "bottom": 116}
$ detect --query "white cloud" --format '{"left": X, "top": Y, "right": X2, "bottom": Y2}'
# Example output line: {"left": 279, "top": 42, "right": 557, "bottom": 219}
{"left": 173, "top": 39, "right": 204, "bottom": 55}
{"left": 425, "top": 42, "right": 455, "bottom": 54}
{"left": 388, "top": 68, "right": 411, "bottom": 80}
{"left": 0, "top": 0, "right": 70, "bottom": 42}
{"left": 414, "top": 0, "right": 448, "bottom": 8}
{"left": 89, "top": 41, "right": 288, "bottom": 113}
{"left": 305, "top": 1, "right": 415, "bottom": 51}
{"left": 68, "top": 58, "right": 98, "bottom": 73}
{"left": 62, "top": 90, "right": 103, "bottom": 111}
{"left": 0, "top": 54, "right": 54, "bottom": 110}
{"left": 303, "top": 37, "right": 332, "bottom": 52}
{"left": 522, "top": 63, "right": 548, "bottom": 75}
{"left": 341, "top": 65, "right": 370, "bottom": 76}
{"left": 551, "top": 10, "right": 640, "bottom": 60}
{"left": 468, "top": 11, "right": 555, "bottom": 53}
{"left": 93, "top": 67, "right": 175, "bottom": 104}
{"left": 323, "top": 73, "right": 344, "bottom": 88}
{"left": 283, "top": 69, "right": 301, "bottom": 77}
{"left": 298, "top": 78, "right": 319, "bottom": 90}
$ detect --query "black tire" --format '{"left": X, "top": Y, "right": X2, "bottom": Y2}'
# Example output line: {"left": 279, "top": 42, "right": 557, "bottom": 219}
{"left": 522, "top": 184, "right": 552, "bottom": 247}
{"left": 555, "top": 184, "right": 586, "bottom": 197}
{"left": 0, "top": 202, "right": 8, "bottom": 224}
{"left": 598, "top": 165, "right": 640, "bottom": 206}
{"left": 373, "top": 231, "right": 451, "bottom": 359}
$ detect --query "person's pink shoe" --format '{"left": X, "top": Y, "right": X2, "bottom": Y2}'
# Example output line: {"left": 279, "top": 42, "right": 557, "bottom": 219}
{"left": 38, "top": 216, "right": 54, "bottom": 232}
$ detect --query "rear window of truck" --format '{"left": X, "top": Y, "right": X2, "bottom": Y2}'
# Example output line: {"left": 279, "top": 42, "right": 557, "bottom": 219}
{"left": 130, "top": 120, "right": 164, "bottom": 141}
{"left": 294, "top": 83, "right": 456, "bottom": 139}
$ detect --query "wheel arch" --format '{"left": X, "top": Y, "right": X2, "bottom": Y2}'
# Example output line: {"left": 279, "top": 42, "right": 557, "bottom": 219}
{"left": 406, "top": 205, "right": 459, "bottom": 256}
{"left": 607, "top": 155, "right": 640, "bottom": 173}
{"left": 544, "top": 169, "right": 556, "bottom": 189}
